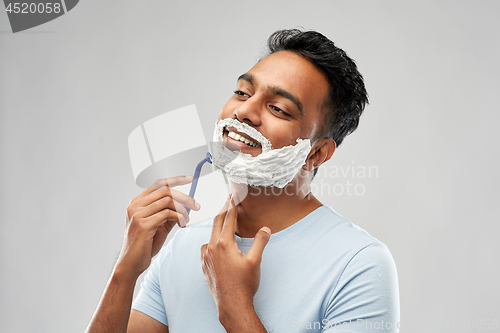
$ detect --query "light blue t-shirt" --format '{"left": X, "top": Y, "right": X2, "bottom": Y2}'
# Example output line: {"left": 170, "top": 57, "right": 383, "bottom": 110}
{"left": 132, "top": 205, "right": 400, "bottom": 332}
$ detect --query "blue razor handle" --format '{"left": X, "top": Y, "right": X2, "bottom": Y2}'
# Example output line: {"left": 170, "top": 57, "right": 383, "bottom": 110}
{"left": 186, "top": 152, "right": 212, "bottom": 215}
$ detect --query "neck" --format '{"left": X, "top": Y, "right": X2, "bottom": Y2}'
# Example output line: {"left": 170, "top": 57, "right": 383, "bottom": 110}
{"left": 231, "top": 180, "right": 322, "bottom": 238}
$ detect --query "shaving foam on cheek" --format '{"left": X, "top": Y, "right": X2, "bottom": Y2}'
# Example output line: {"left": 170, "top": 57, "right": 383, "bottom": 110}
{"left": 211, "top": 118, "right": 312, "bottom": 188}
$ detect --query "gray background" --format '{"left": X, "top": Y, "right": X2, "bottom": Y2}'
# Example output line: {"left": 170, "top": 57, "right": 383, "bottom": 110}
{"left": 1, "top": 1, "right": 499, "bottom": 332}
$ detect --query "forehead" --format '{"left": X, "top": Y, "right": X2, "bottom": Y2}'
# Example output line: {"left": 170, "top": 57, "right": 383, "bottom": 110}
{"left": 245, "top": 50, "right": 330, "bottom": 114}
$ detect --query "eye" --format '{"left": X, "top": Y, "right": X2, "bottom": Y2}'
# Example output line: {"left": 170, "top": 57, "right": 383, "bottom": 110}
{"left": 270, "top": 105, "right": 291, "bottom": 117}
{"left": 233, "top": 90, "right": 250, "bottom": 98}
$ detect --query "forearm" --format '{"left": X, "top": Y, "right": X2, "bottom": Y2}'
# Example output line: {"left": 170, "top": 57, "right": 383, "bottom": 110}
{"left": 85, "top": 267, "right": 138, "bottom": 333}
{"left": 219, "top": 301, "right": 268, "bottom": 333}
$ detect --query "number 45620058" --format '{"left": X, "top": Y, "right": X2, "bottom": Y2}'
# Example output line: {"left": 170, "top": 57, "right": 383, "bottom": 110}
{"left": 444, "top": 319, "right": 498, "bottom": 330}
{"left": 5, "top": 2, "right": 62, "bottom": 14}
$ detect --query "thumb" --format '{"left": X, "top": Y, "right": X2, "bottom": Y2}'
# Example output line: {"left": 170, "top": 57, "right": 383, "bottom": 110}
{"left": 247, "top": 227, "right": 271, "bottom": 261}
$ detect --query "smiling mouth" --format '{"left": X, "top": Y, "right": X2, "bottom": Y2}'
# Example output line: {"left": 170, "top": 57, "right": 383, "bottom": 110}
{"left": 223, "top": 127, "right": 261, "bottom": 148}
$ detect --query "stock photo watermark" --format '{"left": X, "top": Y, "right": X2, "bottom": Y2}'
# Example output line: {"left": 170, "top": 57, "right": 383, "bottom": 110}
{"left": 289, "top": 318, "right": 499, "bottom": 331}
{"left": 312, "top": 162, "right": 380, "bottom": 197}
{"left": 248, "top": 162, "right": 379, "bottom": 197}
{"left": 3, "top": 0, "right": 79, "bottom": 33}
{"left": 443, "top": 318, "right": 499, "bottom": 330}
{"left": 313, "top": 162, "right": 379, "bottom": 197}
{"left": 290, "top": 318, "right": 400, "bottom": 330}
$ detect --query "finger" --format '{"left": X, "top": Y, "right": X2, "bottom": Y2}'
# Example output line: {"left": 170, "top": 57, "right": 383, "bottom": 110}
{"left": 200, "top": 244, "right": 211, "bottom": 279}
{"left": 170, "top": 189, "right": 201, "bottom": 211}
{"left": 140, "top": 198, "right": 190, "bottom": 226}
{"left": 131, "top": 207, "right": 185, "bottom": 231}
{"left": 247, "top": 227, "right": 271, "bottom": 262}
{"left": 220, "top": 195, "right": 238, "bottom": 239}
{"left": 164, "top": 175, "right": 195, "bottom": 188}
{"left": 134, "top": 176, "right": 194, "bottom": 202}
{"left": 143, "top": 192, "right": 193, "bottom": 224}
{"left": 200, "top": 244, "right": 208, "bottom": 261}
{"left": 210, "top": 195, "right": 231, "bottom": 244}
{"left": 137, "top": 196, "right": 177, "bottom": 219}
{"left": 138, "top": 187, "right": 201, "bottom": 217}
{"left": 173, "top": 200, "right": 190, "bottom": 225}
{"left": 137, "top": 186, "right": 173, "bottom": 207}
{"left": 148, "top": 208, "right": 188, "bottom": 228}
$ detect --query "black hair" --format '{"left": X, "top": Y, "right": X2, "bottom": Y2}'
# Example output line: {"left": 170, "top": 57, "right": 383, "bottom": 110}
{"left": 266, "top": 29, "right": 369, "bottom": 177}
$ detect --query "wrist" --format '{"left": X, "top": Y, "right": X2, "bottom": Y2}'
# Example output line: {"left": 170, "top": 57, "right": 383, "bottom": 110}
{"left": 112, "top": 263, "right": 141, "bottom": 286}
{"left": 218, "top": 295, "right": 255, "bottom": 328}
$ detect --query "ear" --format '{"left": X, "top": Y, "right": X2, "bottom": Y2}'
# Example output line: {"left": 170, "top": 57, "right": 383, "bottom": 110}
{"left": 302, "top": 138, "right": 336, "bottom": 172}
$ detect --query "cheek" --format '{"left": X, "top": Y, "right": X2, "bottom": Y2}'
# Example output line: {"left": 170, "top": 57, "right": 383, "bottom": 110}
{"left": 264, "top": 121, "right": 301, "bottom": 148}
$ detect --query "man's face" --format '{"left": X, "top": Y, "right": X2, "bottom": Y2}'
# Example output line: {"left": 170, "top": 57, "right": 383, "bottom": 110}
{"left": 218, "top": 50, "right": 330, "bottom": 157}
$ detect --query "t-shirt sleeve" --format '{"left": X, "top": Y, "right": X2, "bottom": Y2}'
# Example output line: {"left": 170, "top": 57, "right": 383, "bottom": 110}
{"left": 322, "top": 242, "right": 400, "bottom": 332}
{"left": 131, "top": 244, "right": 170, "bottom": 327}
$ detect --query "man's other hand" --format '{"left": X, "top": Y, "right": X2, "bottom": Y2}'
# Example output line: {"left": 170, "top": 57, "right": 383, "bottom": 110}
{"left": 200, "top": 194, "right": 271, "bottom": 323}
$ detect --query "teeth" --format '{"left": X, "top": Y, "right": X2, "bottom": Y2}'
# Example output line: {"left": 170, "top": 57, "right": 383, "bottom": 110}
{"left": 226, "top": 130, "right": 260, "bottom": 148}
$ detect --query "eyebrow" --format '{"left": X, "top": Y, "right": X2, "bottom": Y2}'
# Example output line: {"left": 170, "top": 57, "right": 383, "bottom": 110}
{"left": 238, "top": 73, "right": 254, "bottom": 85}
{"left": 237, "top": 73, "right": 304, "bottom": 116}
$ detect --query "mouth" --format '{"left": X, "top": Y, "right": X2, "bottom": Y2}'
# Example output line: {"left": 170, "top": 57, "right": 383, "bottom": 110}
{"left": 223, "top": 126, "right": 262, "bottom": 150}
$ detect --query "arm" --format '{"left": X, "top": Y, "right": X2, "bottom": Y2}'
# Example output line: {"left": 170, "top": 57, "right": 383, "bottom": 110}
{"left": 85, "top": 176, "right": 200, "bottom": 333}
{"left": 86, "top": 270, "right": 168, "bottom": 333}
{"left": 218, "top": 304, "right": 267, "bottom": 333}
{"left": 200, "top": 195, "right": 271, "bottom": 333}
{"left": 128, "top": 310, "right": 169, "bottom": 333}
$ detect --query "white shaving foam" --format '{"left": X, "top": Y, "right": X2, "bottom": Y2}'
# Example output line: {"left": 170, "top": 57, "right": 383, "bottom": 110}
{"left": 212, "top": 118, "right": 312, "bottom": 188}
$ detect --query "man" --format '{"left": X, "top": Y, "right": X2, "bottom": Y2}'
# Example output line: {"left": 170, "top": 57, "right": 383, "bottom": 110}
{"left": 86, "top": 29, "right": 399, "bottom": 333}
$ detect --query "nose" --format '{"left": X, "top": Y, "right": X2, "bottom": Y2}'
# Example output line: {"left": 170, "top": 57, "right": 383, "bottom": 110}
{"left": 233, "top": 95, "right": 262, "bottom": 127}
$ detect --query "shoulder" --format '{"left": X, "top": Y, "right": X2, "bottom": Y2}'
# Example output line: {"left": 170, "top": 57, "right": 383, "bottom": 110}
{"left": 342, "top": 241, "right": 398, "bottom": 283}
{"left": 306, "top": 205, "right": 385, "bottom": 254}
{"left": 319, "top": 207, "right": 399, "bottom": 295}
{"left": 310, "top": 206, "right": 398, "bottom": 283}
